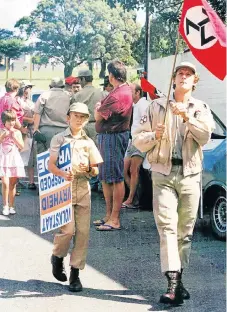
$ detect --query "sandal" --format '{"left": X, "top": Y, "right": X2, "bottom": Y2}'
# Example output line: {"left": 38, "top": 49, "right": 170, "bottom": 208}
{"left": 16, "top": 189, "right": 21, "bottom": 196}
{"left": 28, "top": 183, "right": 37, "bottom": 190}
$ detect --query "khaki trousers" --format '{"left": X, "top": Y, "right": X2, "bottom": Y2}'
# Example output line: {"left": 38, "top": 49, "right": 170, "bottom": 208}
{"left": 53, "top": 179, "right": 91, "bottom": 269}
{"left": 152, "top": 165, "right": 200, "bottom": 273}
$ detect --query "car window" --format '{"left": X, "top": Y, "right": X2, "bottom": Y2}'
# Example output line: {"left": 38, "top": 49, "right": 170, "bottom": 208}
{"left": 212, "top": 111, "right": 226, "bottom": 137}
{"left": 32, "top": 93, "right": 41, "bottom": 103}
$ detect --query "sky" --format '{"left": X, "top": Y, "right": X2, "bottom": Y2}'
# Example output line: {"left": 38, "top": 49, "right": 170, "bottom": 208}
{"left": 0, "top": 0, "right": 145, "bottom": 30}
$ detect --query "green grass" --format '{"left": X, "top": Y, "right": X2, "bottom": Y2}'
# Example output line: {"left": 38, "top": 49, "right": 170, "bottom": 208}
{"left": 0, "top": 67, "right": 138, "bottom": 90}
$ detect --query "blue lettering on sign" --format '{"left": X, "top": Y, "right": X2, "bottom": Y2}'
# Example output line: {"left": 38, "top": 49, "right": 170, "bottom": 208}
{"left": 57, "top": 144, "right": 71, "bottom": 169}
{"left": 42, "top": 207, "right": 71, "bottom": 233}
{"left": 37, "top": 143, "right": 71, "bottom": 178}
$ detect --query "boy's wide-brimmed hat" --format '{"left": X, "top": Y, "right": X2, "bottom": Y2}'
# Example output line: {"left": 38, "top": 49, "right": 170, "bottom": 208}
{"left": 69, "top": 102, "right": 90, "bottom": 116}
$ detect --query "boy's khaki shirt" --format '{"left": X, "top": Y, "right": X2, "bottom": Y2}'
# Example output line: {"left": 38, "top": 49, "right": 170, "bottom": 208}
{"left": 49, "top": 127, "right": 103, "bottom": 204}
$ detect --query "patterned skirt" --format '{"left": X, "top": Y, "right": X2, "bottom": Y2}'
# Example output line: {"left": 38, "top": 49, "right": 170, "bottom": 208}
{"left": 97, "top": 131, "right": 130, "bottom": 183}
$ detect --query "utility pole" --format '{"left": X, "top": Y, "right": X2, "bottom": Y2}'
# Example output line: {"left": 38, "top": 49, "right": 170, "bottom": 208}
{"left": 144, "top": 1, "right": 150, "bottom": 79}
{"left": 5, "top": 57, "right": 9, "bottom": 80}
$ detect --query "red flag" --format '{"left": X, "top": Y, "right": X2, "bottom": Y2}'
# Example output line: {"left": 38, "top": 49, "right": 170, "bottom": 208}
{"left": 179, "top": 0, "right": 226, "bottom": 80}
{"left": 140, "top": 77, "right": 159, "bottom": 100}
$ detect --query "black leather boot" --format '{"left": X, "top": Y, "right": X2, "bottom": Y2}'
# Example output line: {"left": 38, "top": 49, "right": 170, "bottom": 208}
{"left": 51, "top": 255, "right": 67, "bottom": 282}
{"left": 160, "top": 271, "right": 183, "bottom": 305}
{"left": 179, "top": 269, "right": 190, "bottom": 300}
{"left": 69, "top": 267, "right": 83, "bottom": 292}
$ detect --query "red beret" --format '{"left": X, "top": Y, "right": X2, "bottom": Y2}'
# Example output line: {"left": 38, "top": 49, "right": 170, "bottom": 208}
{"left": 65, "top": 76, "right": 79, "bottom": 85}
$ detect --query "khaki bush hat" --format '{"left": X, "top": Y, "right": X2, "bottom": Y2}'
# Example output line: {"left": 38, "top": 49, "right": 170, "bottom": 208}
{"left": 77, "top": 69, "right": 92, "bottom": 77}
{"left": 175, "top": 62, "right": 196, "bottom": 74}
{"left": 50, "top": 77, "right": 65, "bottom": 88}
{"left": 69, "top": 102, "right": 90, "bottom": 116}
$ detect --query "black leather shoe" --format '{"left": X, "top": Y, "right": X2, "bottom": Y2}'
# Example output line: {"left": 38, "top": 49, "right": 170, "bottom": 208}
{"left": 69, "top": 267, "right": 83, "bottom": 292}
{"left": 160, "top": 271, "right": 183, "bottom": 305}
{"left": 51, "top": 255, "right": 67, "bottom": 282}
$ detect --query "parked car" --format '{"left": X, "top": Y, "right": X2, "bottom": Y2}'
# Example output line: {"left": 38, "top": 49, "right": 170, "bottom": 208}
{"left": 32, "top": 90, "right": 43, "bottom": 103}
{"left": 202, "top": 110, "right": 226, "bottom": 240}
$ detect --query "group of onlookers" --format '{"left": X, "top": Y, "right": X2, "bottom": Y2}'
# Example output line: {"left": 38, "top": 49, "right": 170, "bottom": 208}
{"left": 0, "top": 59, "right": 213, "bottom": 305}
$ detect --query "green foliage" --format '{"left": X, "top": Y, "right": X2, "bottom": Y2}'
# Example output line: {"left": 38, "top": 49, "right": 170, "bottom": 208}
{"left": 208, "top": 0, "right": 226, "bottom": 22}
{"left": 15, "top": 0, "right": 140, "bottom": 77}
{"left": 0, "top": 28, "right": 26, "bottom": 64}
{"left": 0, "top": 29, "right": 14, "bottom": 40}
{"left": 32, "top": 55, "right": 49, "bottom": 70}
{"left": 0, "top": 38, "right": 26, "bottom": 60}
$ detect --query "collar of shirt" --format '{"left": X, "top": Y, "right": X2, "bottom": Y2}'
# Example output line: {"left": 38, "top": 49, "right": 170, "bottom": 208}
{"left": 63, "top": 127, "right": 88, "bottom": 139}
{"left": 169, "top": 93, "right": 197, "bottom": 109}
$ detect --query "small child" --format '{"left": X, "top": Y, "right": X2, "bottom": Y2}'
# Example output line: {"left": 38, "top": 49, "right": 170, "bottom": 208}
{"left": 0, "top": 110, "right": 25, "bottom": 215}
{"left": 48, "top": 102, "right": 103, "bottom": 292}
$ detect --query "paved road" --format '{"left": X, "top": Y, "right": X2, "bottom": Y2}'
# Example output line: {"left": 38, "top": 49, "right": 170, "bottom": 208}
{"left": 0, "top": 188, "right": 225, "bottom": 312}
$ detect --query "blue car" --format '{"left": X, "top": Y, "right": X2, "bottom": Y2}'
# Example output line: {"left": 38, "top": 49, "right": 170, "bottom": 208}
{"left": 202, "top": 111, "right": 226, "bottom": 240}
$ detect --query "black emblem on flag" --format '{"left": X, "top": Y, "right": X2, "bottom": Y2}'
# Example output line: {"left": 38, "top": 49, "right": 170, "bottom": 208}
{"left": 186, "top": 8, "right": 216, "bottom": 46}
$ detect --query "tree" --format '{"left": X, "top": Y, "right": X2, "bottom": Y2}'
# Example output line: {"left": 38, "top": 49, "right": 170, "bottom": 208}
{"left": 0, "top": 28, "right": 26, "bottom": 65}
{"left": 15, "top": 0, "right": 140, "bottom": 77}
{"left": 0, "top": 37, "right": 26, "bottom": 67}
{"left": 32, "top": 55, "right": 49, "bottom": 70}
{"left": 106, "top": 0, "right": 226, "bottom": 22}
{"left": 86, "top": 3, "right": 140, "bottom": 77}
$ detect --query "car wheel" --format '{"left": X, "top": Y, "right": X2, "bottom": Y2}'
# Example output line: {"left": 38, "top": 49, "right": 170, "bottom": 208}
{"left": 210, "top": 190, "right": 226, "bottom": 240}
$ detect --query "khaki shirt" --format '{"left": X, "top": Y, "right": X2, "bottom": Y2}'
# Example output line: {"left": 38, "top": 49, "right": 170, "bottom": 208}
{"left": 71, "top": 85, "right": 102, "bottom": 122}
{"left": 34, "top": 88, "right": 70, "bottom": 128}
{"left": 133, "top": 96, "right": 214, "bottom": 176}
{"left": 49, "top": 127, "right": 103, "bottom": 177}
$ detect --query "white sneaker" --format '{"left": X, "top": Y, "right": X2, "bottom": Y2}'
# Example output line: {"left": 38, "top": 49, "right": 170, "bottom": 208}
{"left": 2, "top": 206, "right": 10, "bottom": 216}
{"left": 9, "top": 207, "right": 16, "bottom": 215}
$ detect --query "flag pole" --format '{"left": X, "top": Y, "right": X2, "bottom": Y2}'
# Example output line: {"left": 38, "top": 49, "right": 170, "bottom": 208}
{"left": 163, "top": 30, "right": 181, "bottom": 124}
{"left": 157, "top": 31, "right": 181, "bottom": 161}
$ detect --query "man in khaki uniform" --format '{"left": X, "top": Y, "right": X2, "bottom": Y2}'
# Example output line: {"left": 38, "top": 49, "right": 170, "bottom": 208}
{"left": 33, "top": 77, "right": 70, "bottom": 153}
{"left": 133, "top": 62, "right": 214, "bottom": 305}
{"left": 48, "top": 102, "right": 103, "bottom": 292}
{"left": 71, "top": 69, "right": 102, "bottom": 191}
{"left": 71, "top": 69, "right": 102, "bottom": 143}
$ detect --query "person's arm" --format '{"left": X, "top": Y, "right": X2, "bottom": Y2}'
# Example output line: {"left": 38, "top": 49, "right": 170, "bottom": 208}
{"left": 95, "top": 95, "right": 117, "bottom": 121}
{"left": 33, "top": 113, "right": 41, "bottom": 132}
{"left": 171, "top": 101, "right": 214, "bottom": 147}
{"left": 48, "top": 134, "right": 74, "bottom": 181}
{"left": 0, "top": 129, "right": 8, "bottom": 143}
{"left": 86, "top": 140, "right": 103, "bottom": 177}
{"left": 11, "top": 130, "right": 24, "bottom": 150}
{"left": 133, "top": 103, "right": 163, "bottom": 152}
{"left": 94, "top": 102, "right": 103, "bottom": 121}
{"left": 23, "top": 116, "right": 34, "bottom": 124}
{"left": 48, "top": 154, "right": 74, "bottom": 181}
{"left": 33, "top": 95, "right": 45, "bottom": 132}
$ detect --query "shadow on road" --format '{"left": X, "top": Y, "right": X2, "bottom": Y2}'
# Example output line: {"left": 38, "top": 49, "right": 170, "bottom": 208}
{"left": 0, "top": 189, "right": 226, "bottom": 312}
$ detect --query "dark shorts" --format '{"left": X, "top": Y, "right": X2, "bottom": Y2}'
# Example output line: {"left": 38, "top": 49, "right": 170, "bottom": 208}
{"left": 98, "top": 131, "right": 130, "bottom": 183}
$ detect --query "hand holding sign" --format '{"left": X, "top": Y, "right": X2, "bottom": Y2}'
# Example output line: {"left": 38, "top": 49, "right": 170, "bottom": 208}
{"left": 62, "top": 170, "right": 74, "bottom": 182}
